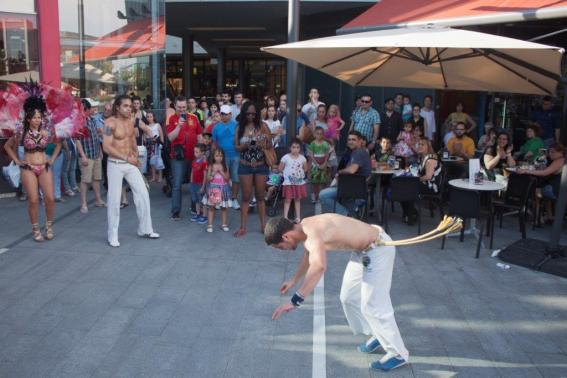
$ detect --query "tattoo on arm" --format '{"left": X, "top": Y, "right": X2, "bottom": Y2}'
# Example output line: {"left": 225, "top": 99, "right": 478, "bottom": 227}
{"left": 104, "top": 126, "right": 113, "bottom": 136}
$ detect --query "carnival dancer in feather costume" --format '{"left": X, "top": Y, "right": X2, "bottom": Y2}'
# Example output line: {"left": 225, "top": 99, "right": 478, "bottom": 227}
{"left": 2, "top": 81, "right": 86, "bottom": 242}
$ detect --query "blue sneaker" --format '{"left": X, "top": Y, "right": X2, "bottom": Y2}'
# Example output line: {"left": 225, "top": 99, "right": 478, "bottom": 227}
{"left": 357, "top": 337, "right": 381, "bottom": 353}
{"left": 370, "top": 354, "right": 407, "bottom": 372}
{"left": 190, "top": 214, "right": 199, "bottom": 222}
{"left": 197, "top": 216, "right": 208, "bottom": 225}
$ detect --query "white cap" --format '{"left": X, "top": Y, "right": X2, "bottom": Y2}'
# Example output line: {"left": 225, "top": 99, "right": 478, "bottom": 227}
{"left": 84, "top": 97, "right": 100, "bottom": 107}
{"left": 220, "top": 105, "right": 232, "bottom": 114}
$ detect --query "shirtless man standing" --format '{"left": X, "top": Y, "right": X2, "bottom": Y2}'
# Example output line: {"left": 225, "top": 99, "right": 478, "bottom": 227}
{"left": 103, "top": 95, "right": 159, "bottom": 247}
{"left": 265, "top": 214, "right": 408, "bottom": 372}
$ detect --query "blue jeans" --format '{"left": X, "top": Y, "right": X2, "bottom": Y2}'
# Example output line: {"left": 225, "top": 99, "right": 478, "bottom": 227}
{"left": 47, "top": 153, "right": 64, "bottom": 199}
{"left": 62, "top": 142, "right": 78, "bottom": 191}
{"left": 227, "top": 156, "right": 240, "bottom": 183}
{"left": 319, "top": 187, "right": 348, "bottom": 216}
{"left": 171, "top": 159, "right": 190, "bottom": 214}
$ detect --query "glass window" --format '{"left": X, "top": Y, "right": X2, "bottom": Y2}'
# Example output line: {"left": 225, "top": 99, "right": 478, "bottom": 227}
{"left": 0, "top": 12, "right": 39, "bottom": 85}
{"left": 58, "top": 0, "right": 166, "bottom": 116}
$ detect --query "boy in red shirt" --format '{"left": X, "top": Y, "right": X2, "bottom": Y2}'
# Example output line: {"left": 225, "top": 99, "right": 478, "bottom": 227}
{"left": 190, "top": 144, "right": 208, "bottom": 224}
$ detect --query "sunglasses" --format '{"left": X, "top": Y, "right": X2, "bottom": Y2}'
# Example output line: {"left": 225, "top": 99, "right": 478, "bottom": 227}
{"left": 220, "top": 112, "right": 229, "bottom": 116}
{"left": 360, "top": 100, "right": 371, "bottom": 103}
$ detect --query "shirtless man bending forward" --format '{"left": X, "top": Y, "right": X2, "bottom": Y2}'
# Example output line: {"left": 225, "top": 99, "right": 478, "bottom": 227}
{"left": 265, "top": 214, "right": 408, "bottom": 372}
{"left": 103, "top": 95, "right": 159, "bottom": 247}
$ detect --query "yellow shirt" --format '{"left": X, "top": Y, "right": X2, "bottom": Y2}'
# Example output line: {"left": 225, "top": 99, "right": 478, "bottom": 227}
{"left": 447, "top": 135, "right": 475, "bottom": 158}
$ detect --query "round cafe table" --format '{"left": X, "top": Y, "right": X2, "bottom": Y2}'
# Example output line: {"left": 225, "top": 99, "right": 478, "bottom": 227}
{"left": 447, "top": 179, "right": 506, "bottom": 246}
{"left": 370, "top": 168, "right": 403, "bottom": 222}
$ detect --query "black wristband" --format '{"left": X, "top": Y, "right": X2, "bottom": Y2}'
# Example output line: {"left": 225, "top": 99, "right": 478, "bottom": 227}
{"left": 291, "top": 292, "right": 305, "bottom": 307}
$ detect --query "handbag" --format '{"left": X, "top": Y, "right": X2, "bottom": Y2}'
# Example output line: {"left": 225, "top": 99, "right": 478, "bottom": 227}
{"left": 264, "top": 147, "right": 278, "bottom": 167}
{"left": 2, "top": 161, "right": 21, "bottom": 189}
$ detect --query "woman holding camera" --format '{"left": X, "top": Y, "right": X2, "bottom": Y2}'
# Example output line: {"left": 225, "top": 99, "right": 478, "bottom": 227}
{"left": 234, "top": 101, "right": 272, "bottom": 237}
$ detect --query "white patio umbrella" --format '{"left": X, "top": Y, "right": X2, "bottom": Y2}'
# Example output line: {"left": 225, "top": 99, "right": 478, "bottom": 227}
{"left": 262, "top": 26, "right": 565, "bottom": 95}
{"left": 264, "top": 26, "right": 567, "bottom": 258}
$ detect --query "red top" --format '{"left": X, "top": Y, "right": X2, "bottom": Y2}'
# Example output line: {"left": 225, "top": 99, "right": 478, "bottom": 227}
{"left": 205, "top": 122, "right": 217, "bottom": 135}
{"left": 191, "top": 158, "right": 208, "bottom": 184}
{"left": 166, "top": 113, "right": 202, "bottom": 160}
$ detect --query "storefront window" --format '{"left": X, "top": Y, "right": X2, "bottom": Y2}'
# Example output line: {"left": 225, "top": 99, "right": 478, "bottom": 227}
{"left": 0, "top": 12, "right": 39, "bottom": 85}
{"left": 58, "top": 0, "right": 166, "bottom": 112}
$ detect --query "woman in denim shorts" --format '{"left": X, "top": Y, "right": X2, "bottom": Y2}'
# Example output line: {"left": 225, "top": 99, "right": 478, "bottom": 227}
{"left": 234, "top": 102, "right": 272, "bottom": 237}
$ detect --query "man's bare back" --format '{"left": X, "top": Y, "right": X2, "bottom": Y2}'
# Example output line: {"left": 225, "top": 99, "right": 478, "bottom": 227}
{"left": 301, "top": 213, "right": 383, "bottom": 253}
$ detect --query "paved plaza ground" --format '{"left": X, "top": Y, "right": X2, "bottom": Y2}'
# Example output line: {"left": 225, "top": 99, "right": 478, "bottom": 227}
{"left": 1, "top": 184, "right": 567, "bottom": 377}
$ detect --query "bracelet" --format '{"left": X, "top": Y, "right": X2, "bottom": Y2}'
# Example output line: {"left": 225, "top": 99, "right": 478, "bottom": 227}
{"left": 291, "top": 292, "right": 305, "bottom": 307}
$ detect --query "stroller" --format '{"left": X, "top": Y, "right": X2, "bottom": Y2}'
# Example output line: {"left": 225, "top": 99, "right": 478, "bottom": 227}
{"left": 266, "top": 147, "right": 288, "bottom": 217}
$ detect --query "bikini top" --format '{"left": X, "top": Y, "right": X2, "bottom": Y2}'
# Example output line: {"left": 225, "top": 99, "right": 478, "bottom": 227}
{"left": 22, "top": 130, "right": 49, "bottom": 153}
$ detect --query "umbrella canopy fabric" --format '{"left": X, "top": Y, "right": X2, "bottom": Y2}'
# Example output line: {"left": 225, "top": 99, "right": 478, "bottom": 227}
{"left": 262, "top": 27, "right": 565, "bottom": 95}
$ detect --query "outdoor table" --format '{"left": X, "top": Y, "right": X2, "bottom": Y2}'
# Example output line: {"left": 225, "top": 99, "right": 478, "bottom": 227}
{"left": 448, "top": 178, "right": 506, "bottom": 246}
{"left": 370, "top": 168, "right": 404, "bottom": 223}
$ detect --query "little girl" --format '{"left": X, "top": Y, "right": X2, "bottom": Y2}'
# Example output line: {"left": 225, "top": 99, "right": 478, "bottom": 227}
{"left": 308, "top": 127, "right": 331, "bottom": 203}
{"left": 202, "top": 148, "right": 232, "bottom": 233}
{"left": 402, "top": 95, "right": 412, "bottom": 122}
{"left": 395, "top": 121, "right": 415, "bottom": 162}
{"left": 279, "top": 138, "right": 308, "bottom": 222}
{"left": 325, "top": 104, "right": 345, "bottom": 141}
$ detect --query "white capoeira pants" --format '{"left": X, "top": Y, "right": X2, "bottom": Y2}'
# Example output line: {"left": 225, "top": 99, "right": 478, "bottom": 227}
{"left": 107, "top": 159, "right": 154, "bottom": 244}
{"left": 339, "top": 231, "right": 409, "bottom": 361}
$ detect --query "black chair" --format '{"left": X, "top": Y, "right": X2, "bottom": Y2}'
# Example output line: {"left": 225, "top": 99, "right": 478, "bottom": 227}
{"left": 419, "top": 166, "right": 447, "bottom": 220}
{"left": 382, "top": 176, "right": 421, "bottom": 234}
{"left": 334, "top": 174, "right": 368, "bottom": 221}
{"left": 441, "top": 187, "right": 484, "bottom": 258}
{"left": 490, "top": 174, "right": 535, "bottom": 248}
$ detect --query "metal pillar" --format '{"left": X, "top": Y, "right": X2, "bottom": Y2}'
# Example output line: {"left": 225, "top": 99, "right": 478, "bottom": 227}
{"left": 216, "top": 48, "right": 225, "bottom": 94}
{"left": 285, "top": 0, "right": 300, "bottom": 146}
{"left": 182, "top": 32, "right": 194, "bottom": 97}
{"left": 78, "top": 0, "right": 86, "bottom": 97}
{"left": 150, "top": 0, "right": 161, "bottom": 110}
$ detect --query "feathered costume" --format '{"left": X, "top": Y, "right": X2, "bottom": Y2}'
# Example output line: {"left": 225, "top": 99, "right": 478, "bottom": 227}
{"left": 0, "top": 80, "right": 86, "bottom": 139}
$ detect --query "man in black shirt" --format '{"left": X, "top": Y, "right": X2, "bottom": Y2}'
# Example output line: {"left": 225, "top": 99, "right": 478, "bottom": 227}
{"left": 379, "top": 98, "right": 403, "bottom": 143}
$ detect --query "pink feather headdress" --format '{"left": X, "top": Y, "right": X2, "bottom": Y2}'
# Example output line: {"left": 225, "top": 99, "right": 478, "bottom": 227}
{"left": 0, "top": 79, "right": 86, "bottom": 139}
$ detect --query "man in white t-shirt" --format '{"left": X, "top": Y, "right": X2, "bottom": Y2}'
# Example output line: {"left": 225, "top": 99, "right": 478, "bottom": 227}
{"left": 301, "top": 88, "right": 325, "bottom": 123}
{"left": 420, "top": 95, "right": 436, "bottom": 142}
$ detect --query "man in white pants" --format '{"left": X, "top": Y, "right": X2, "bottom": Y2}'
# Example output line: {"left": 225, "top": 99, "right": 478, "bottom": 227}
{"left": 102, "top": 95, "right": 159, "bottom": 247}
{"left": 265, "top": 214, "right": 408, "bottom": 372}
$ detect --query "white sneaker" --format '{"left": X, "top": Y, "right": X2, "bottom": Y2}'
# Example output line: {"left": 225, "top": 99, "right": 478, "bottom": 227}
{"left": 109, "top": 240, "right": 120, "bottom": 248}
{"left": 232, "top": 199, "right": 240, "bottom": 210}
{"left": 138, "top": 232, "right": 160, "bottom": 239}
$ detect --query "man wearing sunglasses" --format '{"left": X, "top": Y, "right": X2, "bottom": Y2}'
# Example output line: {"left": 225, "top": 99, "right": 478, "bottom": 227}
{"left": 350, "top": 94, "right": 380, "bottom": 151}
{"left": 319, "top": 131, "right": 371, "bottom": 216}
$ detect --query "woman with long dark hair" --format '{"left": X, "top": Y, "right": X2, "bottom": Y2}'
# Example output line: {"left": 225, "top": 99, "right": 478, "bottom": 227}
{"left": 4, "top": 99, "right": 62, "bottom": 241}
{"left": 234, "top": 101, "right": 272, "bottom": 237}
{"left": 483, "top": 131, "right": 516, "bottom": 181}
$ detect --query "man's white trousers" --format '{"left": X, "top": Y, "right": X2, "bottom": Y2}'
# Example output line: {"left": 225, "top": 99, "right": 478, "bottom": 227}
{"left": 340, "top": 232, "right": 409, "bottom": 361}
{"left": 107, "top": 160, "right": 154, "bottom": 244}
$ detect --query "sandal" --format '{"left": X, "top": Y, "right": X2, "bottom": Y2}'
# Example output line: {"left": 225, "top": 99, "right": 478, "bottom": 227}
{"left": 206, "top": 225, "right": 213, "bottom": 233}
{"left": 221, "top": 225, "right": 229, "bottom": 232}
{"left": 233, "top": 228, "right": 247, "bottom": 238}
{"left": 44, "top": 221, "right": 54, "bottom": 241}
{"left": 80, "top": 205, "right": 88, "bottom": 214}
{"left": 95, "top": 201, "right": 107, "bottom": 208}
{"left": 32, "top": 223, "right": 44, "bottom": 242}
{"left": 120, "top": 202, "right": 129, "bottom": 209}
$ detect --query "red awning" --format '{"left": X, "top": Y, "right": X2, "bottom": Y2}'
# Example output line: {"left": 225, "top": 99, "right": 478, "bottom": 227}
{"left": 341, "top": 0, "right": 567, "bottom": 32}
{"left": 69, "top": 17, "right": 165, "bottom": 63}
